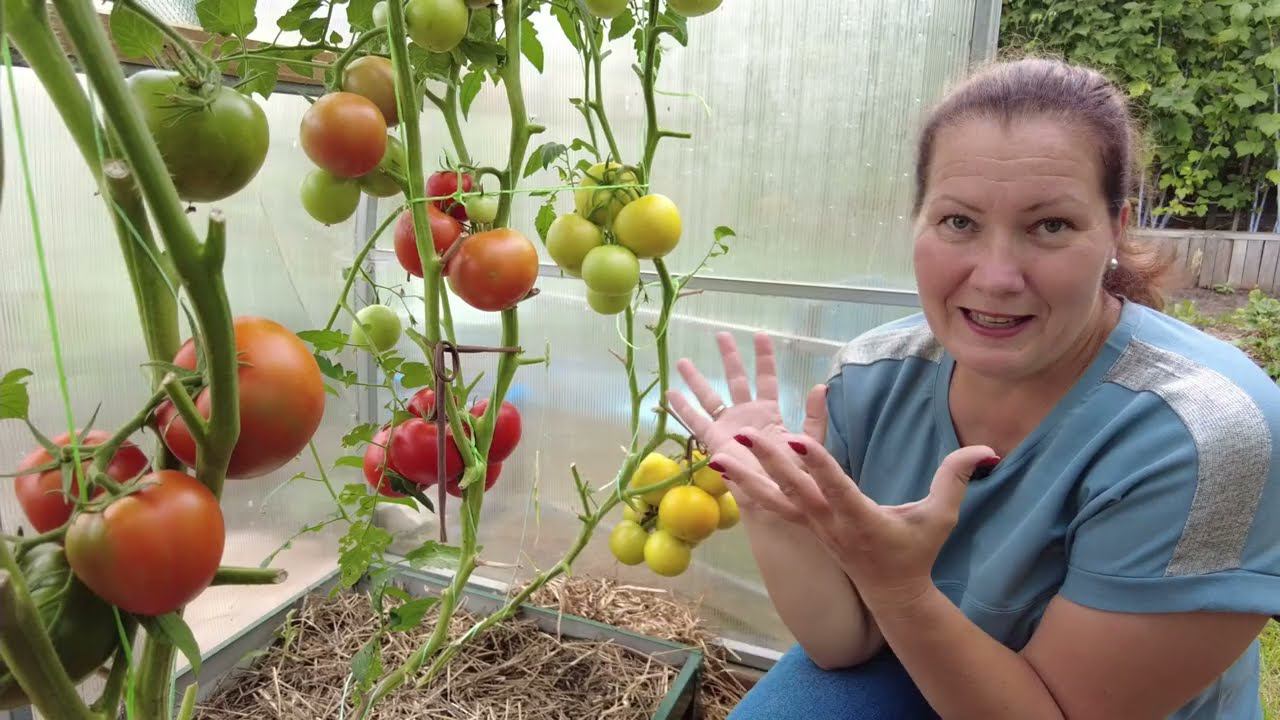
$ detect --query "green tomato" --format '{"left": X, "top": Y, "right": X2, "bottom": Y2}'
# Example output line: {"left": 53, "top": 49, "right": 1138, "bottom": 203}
{"left": 581, "top": 245, "right": 640, "bottom": 295}
{"left": 464, "top": 193, "right": 500, "bottom": 224}
{"left": 351, "top": 304, "right": 402, "bottom": 352}
{"left": 608, "top": 521, "right": 649, "bottom": 565}
{"left": 300, "top": 169, "right": 360, "bottom": 225}
{"left": 546, "top": 213, "right": 604, "bottom": 276}
{"left": 372, "top": 1, "right": 389, "bottom": 26}
{"left": 586, "top": 289, "right": 632, "bottom": 315}
{"left": 614, "top": 193, "right": 683, "bottom": 258}
{"left": 584, "top": 0, "right": 628, "bottom": 17}
{"left": 359, "top": 135, "right": 405, "bottom": 198}
{"left": 644, "top": 529, "right": 692, "bottom": 577}
{"left": 406, "top": 0, "right": 469, "bottom": 53}
{"left": 667, "top": 0, "right": 722, "bottom": 16}
{"left": 127, "top": 69, "right": 269, "bottom": 203}
{"left": 574, "top": 161, "right": 641, "bottom": 227}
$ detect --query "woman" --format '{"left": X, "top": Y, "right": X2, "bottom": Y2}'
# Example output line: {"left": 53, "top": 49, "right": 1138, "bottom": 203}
{"left": 669, "top": 58, "right": 1280, "bottom": 719}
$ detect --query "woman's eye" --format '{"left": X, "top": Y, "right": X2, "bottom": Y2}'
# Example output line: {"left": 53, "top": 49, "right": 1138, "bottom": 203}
{"left": 943, "top": 215, "right": 973, "bottom": 232}
{"left": 1038, "top": 218, "right": 1071, "bottom": 234}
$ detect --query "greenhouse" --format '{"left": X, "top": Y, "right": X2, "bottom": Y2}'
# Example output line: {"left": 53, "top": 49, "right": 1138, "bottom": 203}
{"left": 5, "top": 0, "right": 1280, "bottom": 718}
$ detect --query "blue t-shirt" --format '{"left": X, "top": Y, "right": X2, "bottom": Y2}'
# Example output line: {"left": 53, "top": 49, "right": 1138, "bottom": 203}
{"left": 824, "top": 298, "right": 1280, "bottom": 719}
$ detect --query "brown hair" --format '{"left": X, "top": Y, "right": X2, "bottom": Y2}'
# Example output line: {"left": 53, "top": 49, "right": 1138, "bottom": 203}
{"left": 913, "top": 57, "right": 1174, "bottom": 310}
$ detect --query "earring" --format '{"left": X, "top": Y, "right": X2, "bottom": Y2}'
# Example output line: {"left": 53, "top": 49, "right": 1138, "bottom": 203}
{"left": 1108, "top": 257, "right": 1119, "bottom": 272}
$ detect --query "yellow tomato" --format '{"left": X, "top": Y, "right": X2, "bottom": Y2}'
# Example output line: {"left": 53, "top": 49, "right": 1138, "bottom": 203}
{"left": 688, "top": 450, "right": 728, "bottom": 497}
{"left": 574, "top": 161, "right": 641, "bottom": 227}
{"left": 622, "top": 499, "right": 649, "bottom": 524}
{"left": 608, "top": 521, "right": 649, "bottom": 565}
{"left": 644, "top": 529, "right": 692, "bottom": 577}
{"left": 717, "top": 492, "right": 740, "bottom": 529}
{"left": 658, "top": 485, "right": 720, "bottom": 543}
{"left": 546, "top": 213, "right": 603, "bottom": 276}
{"left": 613, "top": 194, "right": 682, "bottom": 258}
{"left": 628, "top": 452, "right": 682, "bottom": 506}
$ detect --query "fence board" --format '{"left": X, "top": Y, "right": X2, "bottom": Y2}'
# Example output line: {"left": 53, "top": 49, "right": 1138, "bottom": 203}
{"left": 1228, "top": 239, "right": 1249, "bottom": 287}
{"left": 1211, "top": 238, "right": 1233, "bottom": 287}
{"left": 1187, "top": 236, "right": 1207, "bottom": 286}
{"left": 1244, "top": 239, "right": 1265, "bottom": 288}
{"left": 1261, "top": 242, "right": 1280, "bottom": 294}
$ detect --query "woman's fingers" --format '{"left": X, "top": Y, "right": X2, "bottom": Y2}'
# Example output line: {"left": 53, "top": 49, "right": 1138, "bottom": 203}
{"left": 716, "top": 332, "right": 754, "bottom": 405}
{"left": 779, "top": 432, "right": 876, "bottom": 521}
{"left": 665, "top": 389, "right": 712, "bottom": 438}
{"left": 675, "top": 357, "right": 728, "bottom": 419}
{"left": 731, "top": 430, "right": 832, "bottom": 518}
{"left": 710, "top": 451, "right": 805, "bottom": 522}
{"left": 801, "top": 384, "right": 828, "bottom": 442}
{"left": 754, "top": 333, "right": 780, "bottom": 402}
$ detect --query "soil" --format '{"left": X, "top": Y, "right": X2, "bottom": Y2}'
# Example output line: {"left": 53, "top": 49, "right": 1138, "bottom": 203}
{"left": 1164, "top": 286, "right": 1253, "bottom": 346}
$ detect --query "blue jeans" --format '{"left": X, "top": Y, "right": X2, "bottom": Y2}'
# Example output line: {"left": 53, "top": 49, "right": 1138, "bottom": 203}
{"left": 728, "top": 645, "right": 939, "bottom": 720}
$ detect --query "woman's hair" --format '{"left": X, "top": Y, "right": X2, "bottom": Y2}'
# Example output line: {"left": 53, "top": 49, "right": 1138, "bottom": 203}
{"left": 912, "top": 57, "right": 1174, "bottom": 310}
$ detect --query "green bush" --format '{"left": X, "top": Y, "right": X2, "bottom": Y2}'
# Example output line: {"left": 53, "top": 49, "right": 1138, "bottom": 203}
{"left": 1232, "top": 288, "right": 1280, "bottom": 378}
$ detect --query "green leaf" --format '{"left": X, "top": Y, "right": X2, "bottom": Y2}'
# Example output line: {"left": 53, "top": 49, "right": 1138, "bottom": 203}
{"left": 405, "top": 541, "right": 462, "bottom": 570}
{"left": 1257, "top": 114, "right": 1280, "bottom": 136}
{"left": 552, "top": 3, "right": 582, "bottom": 50}
{"left": 1267, "top": 0, "right": 1280, "bottom": 17}
{"left": 110, "top": 2, "right": 164, "bottom": 59}
{"left": 1236, "top": 139, "right": 1266, "bottom": 156}
{"left": 338, "top": 521, "right": 392, "bottom": 588}
{"left": 277, "top": 0, "right": 322, "bottom": 31}
{"left": 535, "top": 201, "right": 557, "bottom": 243}
{"left": 298, "top": 329, "right": 349, "bottom": 352}
{"left": 609, "top": 9, "right": 635, "bottom": 40}
{"left": 315, "top": 354, "right": 358, "bottom": 386}
{"left": 1232, "top": 2, "right": 1254, "bottom": 21}
{"left": 1215, "top": 26, "right": 1240, "bottom": 42}
{"left": 388, "top": 597, "right": 438, "bottom": 631}
{"left": 714, "top": 226, "right": 736, "bottom": 243}
{"left": 570, "top": 137, "right": 597, "bottom": 154}
{"left": 0, "top": 369, "right": 32, "bottom": 421}
{"left": 658, "top": 9, "right": 688, "bottom": 46}
{"left": 1236, "top": 92, "right": 1262, "bottom": 109}
{"left": 299, "top": 17, "right": 328, "bottom": 42}
{"left": 521, "top": 19, "right": 544, "bottom": 72}
{"left": 343, "top": 423, "right": 379, "bottom": 448}
{"left": 409, "top": 46, "right": 453, "bottom": 82}
{"left": 351, "top": 636, "right": 383, "bottom": 693}
{"left": 334, "top": 455, "right": 365, "bottom": 470}
{"left": 140, "top": 613, "right": 202, "bottom": 675}
{"left": 236, "top": 56, "right": 279, "bottom": 99}
{"left": 195, "top": 0, "right": 257, "bottom": 37}
{"left": 399, "top": 362, "right": 431, "bottom": 388}
{"left": 1268, "top": 169, "right": 1280, "bottom": 185}
{"left": 460, "top": 70, "right": 484, "bottom": 118}
{"left": 390, "top": 409, "right": 416, "bottom": 426}
{"left": 1127, "top": 79, "right": 1151, "bottom": 98}
{"left": 524, "top": 142, "right": 566, "bottom": 178}
{"left": 348, "top": 0, "right": 378, "bottom": 31}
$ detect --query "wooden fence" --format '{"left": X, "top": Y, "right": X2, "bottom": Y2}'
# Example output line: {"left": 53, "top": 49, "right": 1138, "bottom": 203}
{"left": 1138, "top": 229, "right": 1280, "bottom": 294}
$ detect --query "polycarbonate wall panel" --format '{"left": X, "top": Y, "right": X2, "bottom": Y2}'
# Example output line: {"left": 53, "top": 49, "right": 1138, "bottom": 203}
{"left": 0, "top": 66, "right": 355, "bottom": 680}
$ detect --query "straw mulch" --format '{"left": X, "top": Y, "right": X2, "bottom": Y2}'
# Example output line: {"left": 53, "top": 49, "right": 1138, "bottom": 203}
{"left": 194, "top": 575, "right": 749, "bottom": 719}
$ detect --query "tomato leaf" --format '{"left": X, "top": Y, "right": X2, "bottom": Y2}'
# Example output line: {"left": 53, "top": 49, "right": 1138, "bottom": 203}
{"left": 388, "top": 597, "right": 437, "bottom": 631}
{"left": 714, "top": 226, "right": 736, "bottom": 242}
{"left": 350, "top": 634, "right": 383, "bottom": 694}
{"left": 236, "top": 56, "right": 280, "bottom": 99}
{"left": 524, "top": 142, "right": 566, "bottom": 178}
{"left": 324, "top": 383, "right": 341, "bottom": 398}
{"left": 658, "top": 9, "right": 688, "bottom": 46}
{"left": 299, "top": 17, "right": 328, "bottom": 42}
{"left": 520, "top": 19, "right": 544, "bottom": 72}
{"left": 399, "top": 362, "right": 431, "bottom": 388}
{"left": 195, "top": 0, "right": 258, "bottom": 38}
{"left": 570, "top": 137, "right": 597, "bottom": 155}
{"left": 141, "top": 613, "right": 202, "bottom": 675}
{"left": 551, "top": 2, "right": 582, "bottom": 50}
{"left": 405, "top": 541, "right": 461, "bottom": 570}
{"left": 343, "top": 423, "right": 379, "bottom": 448}
{"left": 409, "top": 46, "right": 453, "bottom": 82}
{"left": 460, "top": 38, "right": 505, "bottom": 70}
{"left": 390, "top": 409, "right": 416, "bottom": 426}
{"left": 277, "top": 0, "right": 322, "bottom": 31}
{"left": 315, "top": 355, "right": 358, "bottom": 386}
{"left": 0, "top": 370, "right": 33, "bottom": 421}
{"left": 609, "top": 9, "right": 635, "bottom": 40}
{"left": 460, "top": 70, "right": 484, "bottom": 118}
{"left": 347, "top": 0, "right": 378, "bottom": 31}
{"left": 338, "top": 521, "right": 393, "bottom": 588}
{"left": 334, "top": 455, "right": 365, "bottom": 470}
{"left": 110, "top": 2, "right": 164, "bottom": 59}
{"left": 535, "top": 201, "right": 557, "bottom": 244}
{"left": 298, "top": 329, "right": 349, "bottom": 352}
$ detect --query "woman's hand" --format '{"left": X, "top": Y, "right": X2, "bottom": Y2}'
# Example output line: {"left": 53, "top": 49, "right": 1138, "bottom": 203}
{"left": 713, "top": 421, "right": 998, "bottom": 609}
{"left": 666, "top": 332, "right": 826, "bottom": 520}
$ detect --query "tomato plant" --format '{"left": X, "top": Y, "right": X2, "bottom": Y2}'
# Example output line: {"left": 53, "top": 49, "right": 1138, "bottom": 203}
{"left": 546, "top": 212, "right": 604, "bottom": 277}
{"left": 463, "top": 192, "right": 500, "bottom": 224}
{"left": 359, "top": 135, "right": 406, "bottom": 197}
{"left": 363, "top": 426, "right": 404, "bottom": 498}
{"left": 667, "top": 0, "right": 724, "bottom": 17}
{"left": 300, "top": 169, "right": 361, "bottom": 225}
{"left": 583, "top": 0, "right": 628, "bottom": 19}
{"left": 300, "top": 92, "right": 388, "bottom": 178}
{"left": 628, "top": 452, "right": 681, "bottom": 506}
{"left": 65, "top": 471, "right": 225, "bottom": 616}
{"left": 427, "top": 169, "right": 475, "bottom": 220}
{"left": 469, "top": 399, "right": 521, "bottom": 461}
{"left": 127, "top": 70, "right": 269, "bottom": 203}
{"left": 575, "top": 161, "right": 641, "bottom": 226}
{"left": 658, "top": 485, "right": 719, "bottom": 542}
{"left": 643, "top": 529, "right": 692, "bottom": 577}
{"left": 445, "top": 462, "right": 500, "bottom": 497}
{"left": 387, "top": 418, "right": 464, "bottom": 486}
{"left": 13, "top": 430, "right": 148, "bottom": 533}
{"left": 342, "top": 55, "right": 399, "bottom": 126}
{"left": 405, "top": 0, "right": 469, "bottom": 53}
{"left": 608, "top": 521, "right": 648, "bottom": 565}
{"left": 351, "top": 304, "right": 402, "bottom": 352}
{"left": 581, "top": 245, "right": 640, "bottom": 295}
{"left": 157, "top": 316, "right": 325, "bottom": 479}
{"left": 446, "top": 228, "right": 539, "bottom": 311}
{"left": 394, "top": 205, "right": 464, "bottom": 277}
{"left": 614, "top": 194, "right": 682, "bottom": 258}
{"left": 406, "top": 387, "right": 439, "bottom": 419}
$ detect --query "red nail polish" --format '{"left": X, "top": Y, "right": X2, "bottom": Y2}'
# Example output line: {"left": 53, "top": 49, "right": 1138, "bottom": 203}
{"left": 971, "top": 455, "right": 1001, "bottom": 481}
{"left": 788, "top": 441, "right": 807, "bottom": 455}
{"left": 977, "top": 455, "right": 1001, "bottom": 469}
{"left": 708, "top": 461, "right": 725, "bottom": 472}
{"left": 734, "top": 434, "right": 753, "bottom": 448}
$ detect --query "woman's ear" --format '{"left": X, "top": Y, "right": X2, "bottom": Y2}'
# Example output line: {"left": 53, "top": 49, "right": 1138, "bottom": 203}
{"left": 1111, "top": 200, "right": 1132, "bottom": 254}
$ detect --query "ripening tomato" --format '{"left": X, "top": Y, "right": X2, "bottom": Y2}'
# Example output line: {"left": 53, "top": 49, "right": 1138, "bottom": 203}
{"left": 426, "top": 169, "right": 475, "bottom": 220}
{"left": 445, "top": 463, "right": 500, "bottom": 497}
{"left": 586, "top": 289, "right": 632, "bottom": 315}
{"left": 157, "top": 316, "right": 325, "bottom": 479}
{"left": 469, "top": 399, "right": 521, "bottom": 462}
{"left": 575, "top": 161, "right": 640, "bottom": 226}
{"left": 12, "top": 430, "right": 149, "bottom": 533}
{"left": 342, "top": 55, "right": 398, "bottom": 126}
{"left": 363, "top": 426, "right": 403, "bottom": 498}
{"left": 300, "top": 169, "right": 360, "bottom": 225}
{"left": 393, "top": 206, "right": 464, "bottom": 277}
{"left": 65, "top": 471, "right": 224, "bottom": 616}
{"left": 300, "top": 92, "right": 387, "bottom": 178}
{"left": 387, "top": 418, "right": 463, "bottom": 486}
{"left": 581, "top": 245, "right": 640, "bottom": 295}
{"left": 658, "top": 485, "right": 720, "bottom": 543}
{"left": 359, "top": 135, "right": 406, "bottom": 198}
{"left": 371, "top": 1, "right": 389, "bottom": 26}
{"left": 406, "top": 387, "right": 439, "bottom": 419}
{"left": 613, "top": 194, "right": 682, "bottom": 258}
{"left": 446, "top": 228, "right": 539, "bottom": 311}
{"left": 643, "top": 529, "right": 691, "bottom": 577}
{"left": 546, "top": 213, "right": 604, "bottom": 277}
{"left": 463, "top": 192, "right": 499, "bottom": 224}
{"left": 406, "top": 0, "right": 469, "bottom": 53}
{"left": 667, "top": 0, "right": 722, "bottom": 16}
{"left": 608, "top": 521, "right": 648, "bottom": 565}
{"left": 584, "top": 0, "right": 628, "bottom": 18}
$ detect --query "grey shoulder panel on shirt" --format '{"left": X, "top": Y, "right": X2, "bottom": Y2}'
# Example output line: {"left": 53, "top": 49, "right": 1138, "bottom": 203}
{"left": 1104, "top": 339, "right": 1272, "bottom": 576}
{"left": 826, "top": 323, "right": 943, "bottom": 380}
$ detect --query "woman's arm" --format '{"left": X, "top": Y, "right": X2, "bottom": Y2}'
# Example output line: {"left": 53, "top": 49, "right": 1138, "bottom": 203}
{"left": 868, "top": 588, "right": 1266, "bottom": 719}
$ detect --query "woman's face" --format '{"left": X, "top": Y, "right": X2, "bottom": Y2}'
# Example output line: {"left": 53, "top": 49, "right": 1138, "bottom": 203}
{"left": 912, "top": 116, "right": 1125, "bottom": 382}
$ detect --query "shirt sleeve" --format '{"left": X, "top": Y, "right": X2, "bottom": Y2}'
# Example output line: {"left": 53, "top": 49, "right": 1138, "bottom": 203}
{"left": 1060, "top": 398, "right": 1280, "bottom": 617}
{"left": 824, "top": 372, "right": 853, "bottom": 477}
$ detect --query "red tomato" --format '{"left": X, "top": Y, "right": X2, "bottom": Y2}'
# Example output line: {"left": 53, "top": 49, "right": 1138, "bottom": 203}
{"left": 469, "top": 400, "right": 521, "bottom": 462}
{"left": 393, "top": 206, "right": 464, "bottom": 278}
{"left": 446, "top": 463, "right": 501, "bottom": 498}
{"left": 299, "top": 92, "right": 387, "bottom": 178}
{"left": 157, "top": 316, "right": 326, "bottom": 479}
{"left": 64, "top": 471, "right": 224, "bottom": 616}
{"left": 427, "top": 169, "right": 474, "bottom": 220}
{"left": 12, "top": 430, "right": 149, "bottom": 533}
{"left": 387, "top": 418, "right": 463, "bottom": 486}
{"left": 362, "top": 426, "right": 403, "bottom": 498}
{"left": 406, "top": 387, "right": 438, "bottom": 419}
{"left": 446, "top": 229, "right": 539, "bottom": 311}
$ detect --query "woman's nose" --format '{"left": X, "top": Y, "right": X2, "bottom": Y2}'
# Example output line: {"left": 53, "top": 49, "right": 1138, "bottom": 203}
{"left": 966, "top": 244, "right": 1027, "bottom": 296}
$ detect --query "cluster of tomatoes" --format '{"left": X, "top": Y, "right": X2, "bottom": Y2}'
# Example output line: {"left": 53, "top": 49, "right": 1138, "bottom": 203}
{"left": 546, "top": 162, "right": 683, "bottom": 315}
{"left": 362, "top": 387, "right": 521, "bottom": 500}
{"left": 8, "top": 317, "right": 325, "bottom": 622}
{"left": 607, "top": 450, "right": 739, "bottom": 577}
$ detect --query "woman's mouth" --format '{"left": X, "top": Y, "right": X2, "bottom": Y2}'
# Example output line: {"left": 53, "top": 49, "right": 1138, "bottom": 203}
{"left": 961, "top": 308, "right": 1033, "bottom": 338}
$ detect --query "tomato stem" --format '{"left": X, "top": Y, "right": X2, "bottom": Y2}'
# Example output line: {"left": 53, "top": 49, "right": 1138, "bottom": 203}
{"left": 89, "top": 644, "right": 131, "bottom": 717}
{"left": 210, "top": 565, "right": 287, "bottom": 586}
{"left": 584, "top": 16, "right": 622, "bottom": 163}
{"left": 324, "top": 204, "right": 404, "bottom": 331}
{"left": 161, "top": 372, "right": 209, "bottom": 451}
{"left": 441, "top": 63, "right": 472, "bottom": 165}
